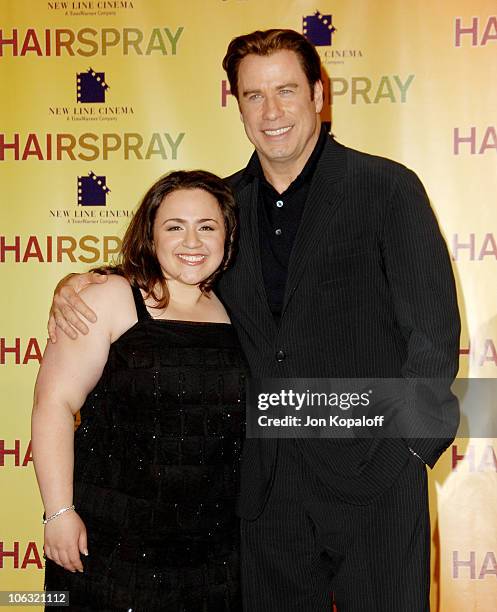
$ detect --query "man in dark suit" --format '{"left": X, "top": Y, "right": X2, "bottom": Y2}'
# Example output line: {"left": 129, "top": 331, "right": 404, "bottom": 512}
{"left": 217, "top": 30, "right": 459, "bottom": 611}
{"left": 49, "top": 29, "right": 460, "bottom": 612}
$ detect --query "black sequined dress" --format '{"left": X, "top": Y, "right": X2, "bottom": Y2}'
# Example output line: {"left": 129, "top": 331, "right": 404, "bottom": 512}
{"left": 45, "top": 286, "right": 247, "bottom": 611}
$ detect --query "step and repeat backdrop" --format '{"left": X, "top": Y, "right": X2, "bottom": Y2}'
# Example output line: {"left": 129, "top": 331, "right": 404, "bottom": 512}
{"left": 1, "top": 1, "right": 496, "bottom": 610}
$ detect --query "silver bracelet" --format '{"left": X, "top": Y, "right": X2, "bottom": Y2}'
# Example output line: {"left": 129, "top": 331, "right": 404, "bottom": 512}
{"left": 43, "top": 504, "right": 75, "bottom": 524}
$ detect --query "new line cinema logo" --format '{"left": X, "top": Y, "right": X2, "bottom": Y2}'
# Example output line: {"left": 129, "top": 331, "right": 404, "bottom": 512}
{"left": 302, "top": 7, "right": 364, "bottom": 65}
{"left": 49, "top": 67, "right": 135, "bottom": 122}
{"left": 49, "top": 171, "right": 134, "bottom": 225}
{"left": 302, "top": 10, "right": 337, "bottom": 46}
{"left": 47, "top": 1, "right": 135, "bottom": 16}
{"left": 77, "top": 67, "right": 109, "bottom": 103}
{"left": 78, "top": 171, "right": 110, "bottom": 207}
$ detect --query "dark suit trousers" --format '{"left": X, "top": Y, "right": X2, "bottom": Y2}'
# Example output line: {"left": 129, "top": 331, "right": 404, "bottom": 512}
{"left": 240, "top": 441, "right": 430, "bottom": 612}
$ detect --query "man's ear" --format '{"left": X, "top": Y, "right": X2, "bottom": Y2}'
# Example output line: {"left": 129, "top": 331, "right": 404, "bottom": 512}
{"left": 314, "top": 80, "right": 324, "bottom": 114}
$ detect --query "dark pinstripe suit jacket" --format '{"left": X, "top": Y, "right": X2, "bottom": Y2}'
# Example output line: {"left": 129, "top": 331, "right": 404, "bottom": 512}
{"left": 219, "top": 135, "right": 460, "bottom": 519}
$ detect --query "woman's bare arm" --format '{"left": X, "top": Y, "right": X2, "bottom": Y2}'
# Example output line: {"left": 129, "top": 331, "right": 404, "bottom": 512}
{"left": 33, "top": 276, "right": 135, "bottom": 571}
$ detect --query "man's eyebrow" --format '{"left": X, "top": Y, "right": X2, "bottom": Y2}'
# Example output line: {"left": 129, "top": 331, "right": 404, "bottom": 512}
{"left": 241, "top": 83, "right": 300, "bottom": 97}
{"left": 242, "top": 88, "right": 262, "bottom": 98}
{"left": 277, "top": 82, "right": 299, "bottom": 90}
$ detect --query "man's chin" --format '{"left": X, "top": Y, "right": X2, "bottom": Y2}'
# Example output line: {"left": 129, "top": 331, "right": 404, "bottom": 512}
{"left": 260, "top": 147, "right": 294, "bottom": 163}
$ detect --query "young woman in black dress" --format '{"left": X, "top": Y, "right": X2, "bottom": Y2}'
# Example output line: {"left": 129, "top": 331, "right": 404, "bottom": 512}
{"left": 32, "top": 171, "right": 246, "bottom": 611}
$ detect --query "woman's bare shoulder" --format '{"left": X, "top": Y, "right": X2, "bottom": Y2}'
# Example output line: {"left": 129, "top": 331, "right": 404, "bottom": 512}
{"left": 79, "top": 275, "right": 136, "bottom": 339}
{"left": 79, "top": 274, "right": 133, "bottom": 308}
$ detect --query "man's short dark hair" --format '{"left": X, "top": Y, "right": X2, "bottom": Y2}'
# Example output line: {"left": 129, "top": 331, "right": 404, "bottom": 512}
{"left": 222, "top": 29, "right": 322, "bottom": 100}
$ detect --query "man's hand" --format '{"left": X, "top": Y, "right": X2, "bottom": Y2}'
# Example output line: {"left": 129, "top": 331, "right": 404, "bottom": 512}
{"left": 48, "top": 272, "right": 108, "bottom": 342}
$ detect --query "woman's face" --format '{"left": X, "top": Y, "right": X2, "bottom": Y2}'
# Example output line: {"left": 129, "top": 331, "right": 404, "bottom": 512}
{"left": 152, "top": 188, "right": 226, "bottom": 286}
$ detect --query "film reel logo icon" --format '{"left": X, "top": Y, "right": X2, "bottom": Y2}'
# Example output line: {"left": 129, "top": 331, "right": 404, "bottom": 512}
{"left": 76, "top": 68, "right": 110, "bottom": 103}
{"left": 78, "top": 172, "right": 111, "bottom": 206}
{"left": 303, "top": 10, "right": 337, "bottom": 46}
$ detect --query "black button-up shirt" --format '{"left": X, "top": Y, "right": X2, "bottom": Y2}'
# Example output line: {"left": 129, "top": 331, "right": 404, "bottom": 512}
{"left": 244, "top": 126, "right": 328, "bottom": 321}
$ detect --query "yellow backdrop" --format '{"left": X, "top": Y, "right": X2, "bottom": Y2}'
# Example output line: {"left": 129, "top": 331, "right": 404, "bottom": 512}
{"left": 1, "top": 1, "right": 496, "bottom": 610}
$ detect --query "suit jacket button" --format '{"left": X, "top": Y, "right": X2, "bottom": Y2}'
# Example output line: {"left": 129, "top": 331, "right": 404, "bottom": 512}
{"left": 275, "top": 350, "right": 286, "bottom": 362}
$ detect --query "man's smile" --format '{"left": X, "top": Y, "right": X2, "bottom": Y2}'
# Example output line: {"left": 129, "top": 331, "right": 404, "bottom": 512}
{"left": 262, "top": 126, "right": 293, "bottom": 137}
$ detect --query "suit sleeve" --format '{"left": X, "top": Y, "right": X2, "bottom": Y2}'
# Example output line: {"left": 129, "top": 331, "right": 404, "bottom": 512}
{"left": 380, "top": 166, "right": 461, "bottom": 467}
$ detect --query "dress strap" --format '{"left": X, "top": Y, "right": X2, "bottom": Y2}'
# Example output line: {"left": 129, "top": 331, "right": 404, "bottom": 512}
{"left": 131, "top": 285, "right": 152, "bottom": 321}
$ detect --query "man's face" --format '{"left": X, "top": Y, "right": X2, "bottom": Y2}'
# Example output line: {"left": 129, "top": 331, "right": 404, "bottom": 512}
{"left": 237, "top": 49, "right": 323, "bottom": 174}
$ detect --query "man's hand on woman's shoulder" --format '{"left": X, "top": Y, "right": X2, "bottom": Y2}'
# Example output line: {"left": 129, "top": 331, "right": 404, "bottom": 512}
{"left": 48, "top": 271, "right": 108, "bottom": 343}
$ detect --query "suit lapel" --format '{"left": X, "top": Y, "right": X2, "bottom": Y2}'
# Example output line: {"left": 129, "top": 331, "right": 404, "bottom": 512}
{"left": 236, "top": 178, "right": 278, "bottom": 328}
{"left": 281, "top": 137, "right": 347, "bottom": 317}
